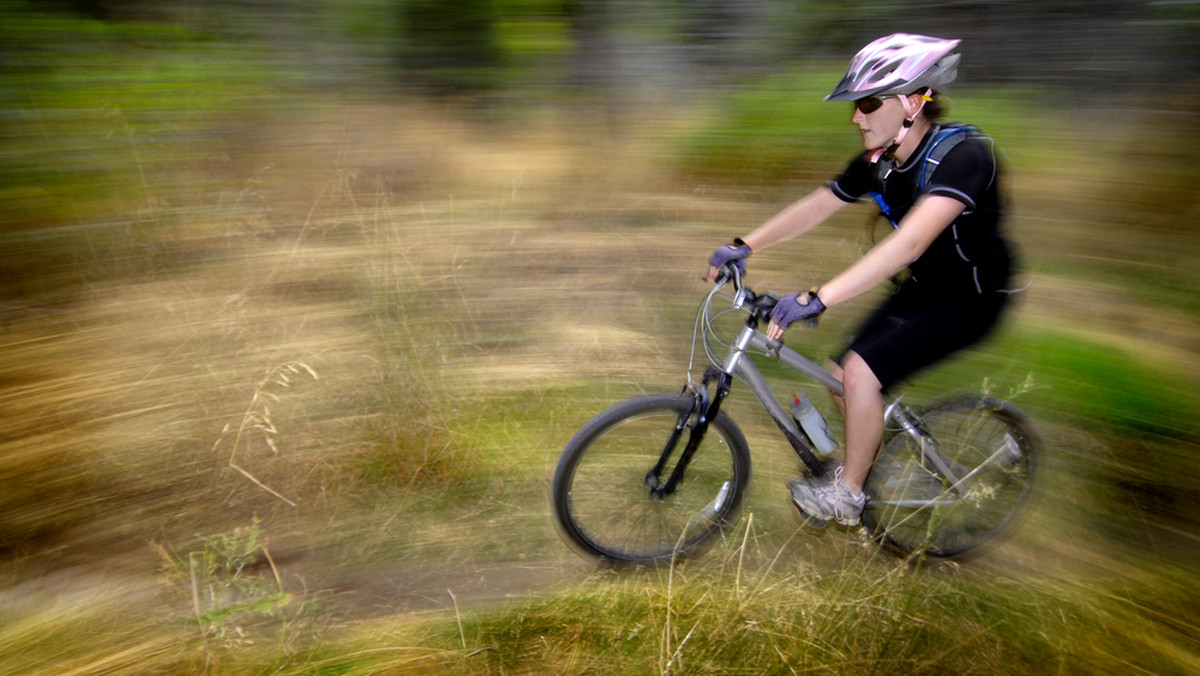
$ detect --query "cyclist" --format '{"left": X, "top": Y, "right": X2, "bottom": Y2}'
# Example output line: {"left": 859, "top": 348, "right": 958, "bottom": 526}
{"left": 706, "top": 33, "right": 1018, "bottom": 527}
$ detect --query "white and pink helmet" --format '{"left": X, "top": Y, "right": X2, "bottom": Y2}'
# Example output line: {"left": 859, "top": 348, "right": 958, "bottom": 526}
{"left": 826, "top": 33, "right": 961, "bottom": 102}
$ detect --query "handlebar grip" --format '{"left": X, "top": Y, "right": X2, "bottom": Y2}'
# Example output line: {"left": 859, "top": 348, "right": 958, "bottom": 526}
{"left": 716, "top": 261, "right": 742, "bottom": 285}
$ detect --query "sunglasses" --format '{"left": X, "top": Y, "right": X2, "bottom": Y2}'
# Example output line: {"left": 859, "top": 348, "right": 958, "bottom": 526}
{"left": 853, "top": 95, "right": 895, "bottom": 114}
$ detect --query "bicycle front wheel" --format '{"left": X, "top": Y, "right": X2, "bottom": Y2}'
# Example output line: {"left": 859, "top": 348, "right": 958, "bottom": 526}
{"left": 551, "top": 394, "right": 751, "bottom": 565}
{"left": 862, "top": 395, "right": 1040, "bottom": 559}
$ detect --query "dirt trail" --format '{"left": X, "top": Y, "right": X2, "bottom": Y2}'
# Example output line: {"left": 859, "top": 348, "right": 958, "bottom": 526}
{"left": 4, "top": 103, "right": 1198, "bottom": 650}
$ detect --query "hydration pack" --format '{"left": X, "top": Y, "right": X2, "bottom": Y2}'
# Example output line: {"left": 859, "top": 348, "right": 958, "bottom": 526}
{"left": 869, "top": 123, "right": 982, "bottom": 228}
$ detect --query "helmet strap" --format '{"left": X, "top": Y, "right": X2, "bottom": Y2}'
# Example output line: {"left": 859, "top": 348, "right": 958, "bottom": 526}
{"left": 870, "top": 89, "right": 930, "bottom": 164}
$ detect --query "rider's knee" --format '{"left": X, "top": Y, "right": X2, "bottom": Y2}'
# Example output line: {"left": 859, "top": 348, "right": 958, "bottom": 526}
{"left": 841, "top": 352, "right": 882, "bottom": 396}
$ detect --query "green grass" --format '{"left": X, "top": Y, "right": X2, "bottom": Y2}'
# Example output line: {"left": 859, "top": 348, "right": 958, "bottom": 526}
{"left": 897, "top": 320, "right": 1199, "bottom": 446}
{"left": 1, "top": 16, "right": 1199, "bottom": 672}
{"left": 13, "top": 529, "right": 1194, "bottom": 675}
{"left": 421, "top": 555, "right": 1199, "bottom": 675}
{"left": 1015, "top": 329, "right": 1196, "bottom": 442}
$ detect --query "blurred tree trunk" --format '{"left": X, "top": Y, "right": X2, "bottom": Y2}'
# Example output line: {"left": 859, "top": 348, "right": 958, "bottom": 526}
{"left": 561, "top": 0, "right": 624, "bottom": 130}
{"left": 396, "top": 0, "right": 502, "bottom": 94}
{"left": 682, "top": 0, "right": 758, "bottom": 73}
{"left": 563, "top": 0, "right": 615, "bottom": 90}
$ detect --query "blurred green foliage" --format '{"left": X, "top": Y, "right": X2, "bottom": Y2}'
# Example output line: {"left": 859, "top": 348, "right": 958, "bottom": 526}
{"left": 668, "top": 67, "right": 857, "bottom": 184}
{"left": 397, "top": 0, "right": 504, "bottom": 92}
{"left": 667, "top": 72, "right": 1072, "bottom": 184}
{"left": 1, "top": 3, "right": 281, "bottom": 226}
{"left": 946, "top": 325, "right": 1199, "bottom": 446}
{"left": 0, "top": 3, "right": 1198, "bottom": 672}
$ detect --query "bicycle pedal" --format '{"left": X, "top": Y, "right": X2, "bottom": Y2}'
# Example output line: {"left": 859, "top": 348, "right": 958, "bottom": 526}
{"left": 792, "top": 504, "right": 831, "bottom": 530}
{"left": 801, "top": 516, "right": 831, "bottom": 531}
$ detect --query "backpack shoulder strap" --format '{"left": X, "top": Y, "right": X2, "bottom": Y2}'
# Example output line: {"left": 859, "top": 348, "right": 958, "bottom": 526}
{"left": 868, "top": 123, "right": 984, "bottom": 229}
{"left": 917, "top": 123, "right": 981, "bottom": 188}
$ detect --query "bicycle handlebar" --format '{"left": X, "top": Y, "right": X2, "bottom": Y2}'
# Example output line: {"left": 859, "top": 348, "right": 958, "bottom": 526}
{"left": 712, "top": 262, "right": 818, "bottom": 330}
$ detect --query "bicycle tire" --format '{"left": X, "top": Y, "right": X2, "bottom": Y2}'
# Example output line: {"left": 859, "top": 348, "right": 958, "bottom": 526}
{"left": 551, "top": 394, "right": 751, "bottom": 565}
{"left": 862, "top": 395, "right": 1040, "bottom": 560}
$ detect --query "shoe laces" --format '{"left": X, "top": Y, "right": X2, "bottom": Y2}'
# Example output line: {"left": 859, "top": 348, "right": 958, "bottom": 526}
{"left": 817, "top": 467, "right": 860, "bottom": 517}
{"left": 817, "top": 466, "right": 848, "bottom": 500}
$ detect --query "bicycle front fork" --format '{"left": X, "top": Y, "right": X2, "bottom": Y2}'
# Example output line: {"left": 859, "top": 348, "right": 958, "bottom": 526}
{"left": 645, "top": 367, "right": 732, "bottom": 498}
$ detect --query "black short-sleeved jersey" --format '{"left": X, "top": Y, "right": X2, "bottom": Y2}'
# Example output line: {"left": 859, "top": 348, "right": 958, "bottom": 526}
{"left": 829, "top": 125, "right": 1012, "bottom": 296}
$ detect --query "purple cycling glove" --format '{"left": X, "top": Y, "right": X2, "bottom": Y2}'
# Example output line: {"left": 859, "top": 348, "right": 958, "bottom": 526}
{"left": 708, "top": 239, "right": 752, "bottom": 276}
{"left": 770, "top": 290, "right": 826, "bottom": 330}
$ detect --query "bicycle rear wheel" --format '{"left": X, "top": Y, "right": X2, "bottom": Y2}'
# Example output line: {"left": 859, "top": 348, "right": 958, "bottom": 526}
{"left": 551, "top": 394, "right": 751, "bottom": 564}
{"left": 862, "top": 395, "right": 1040, "bottom": 559}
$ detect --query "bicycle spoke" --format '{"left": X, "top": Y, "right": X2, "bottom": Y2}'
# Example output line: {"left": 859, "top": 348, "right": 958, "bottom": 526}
{"left": 552, "top": 395, "right": 750, "bottom": 564}
{"left": 863, "top": 397, "right": 1039, "bottom": 559}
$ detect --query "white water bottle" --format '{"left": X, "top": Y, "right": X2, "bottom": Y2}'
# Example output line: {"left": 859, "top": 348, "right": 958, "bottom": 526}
{"left": 790, "top": 392, "right": 837, "bottom": 456}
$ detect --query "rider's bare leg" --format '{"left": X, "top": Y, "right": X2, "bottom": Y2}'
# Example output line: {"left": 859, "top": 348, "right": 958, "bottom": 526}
{"left": 837, "top": 351, "right": 884, "bottom": 495}
{"left": 827, "top": 361, "right": 847, "bottom": 417}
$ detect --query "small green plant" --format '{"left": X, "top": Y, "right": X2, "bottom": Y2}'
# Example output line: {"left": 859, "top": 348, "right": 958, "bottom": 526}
{"left": 981, "top": 372, "right": 1047, "bottom": 401}
{"left": 155, "top": 518, "right": 292, "bottom": 663}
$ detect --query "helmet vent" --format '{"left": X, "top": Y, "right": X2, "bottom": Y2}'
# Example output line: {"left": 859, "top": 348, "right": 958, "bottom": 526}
{"left": 824, "top": 33, "right": 961, "bottom": 102}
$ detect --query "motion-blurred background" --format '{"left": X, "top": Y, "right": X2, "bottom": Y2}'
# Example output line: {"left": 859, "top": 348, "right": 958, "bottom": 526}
{"left": 2, "top": 1, "right": 1198, "bottom": 673}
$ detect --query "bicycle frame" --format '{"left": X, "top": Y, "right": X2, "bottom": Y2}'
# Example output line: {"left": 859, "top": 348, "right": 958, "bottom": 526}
{"left": 556, "top": 267, "right": 1040, "bottom": 562}
{"left": 667, "top": 273, "right": 968, "bottom": 496}
{"left": 559, "top": 267, "right": 1041, "bottom": 564}
{"left": 727, "top": 323, "right": 841, "bottom": 477}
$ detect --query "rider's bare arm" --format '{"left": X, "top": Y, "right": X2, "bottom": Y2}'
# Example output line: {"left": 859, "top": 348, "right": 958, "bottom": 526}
{"left": 817, "top": 195, "right": 966, "bottom": 307}
{"left": 739, "top": 187, "right": 847, "bottom": 253}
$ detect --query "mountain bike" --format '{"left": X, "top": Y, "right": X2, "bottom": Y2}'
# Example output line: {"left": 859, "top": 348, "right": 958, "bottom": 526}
{"left": 550, "top": 265, "right": 1040, "bottom": 564}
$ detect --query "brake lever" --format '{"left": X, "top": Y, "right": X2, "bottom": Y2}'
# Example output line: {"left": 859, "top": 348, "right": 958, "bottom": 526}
{"left": 730, "top": 266, "right": 747, "bottom": 309}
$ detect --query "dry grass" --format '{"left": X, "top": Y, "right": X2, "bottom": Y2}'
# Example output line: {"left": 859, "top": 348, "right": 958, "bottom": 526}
{"left": 1, "top": 100, "right": 1197, "bottom": 674}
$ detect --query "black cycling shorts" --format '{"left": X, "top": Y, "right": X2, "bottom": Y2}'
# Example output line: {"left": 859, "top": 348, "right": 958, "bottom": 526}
{"left": 841, "top": 283, "right": 1009, "bottom": 392}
